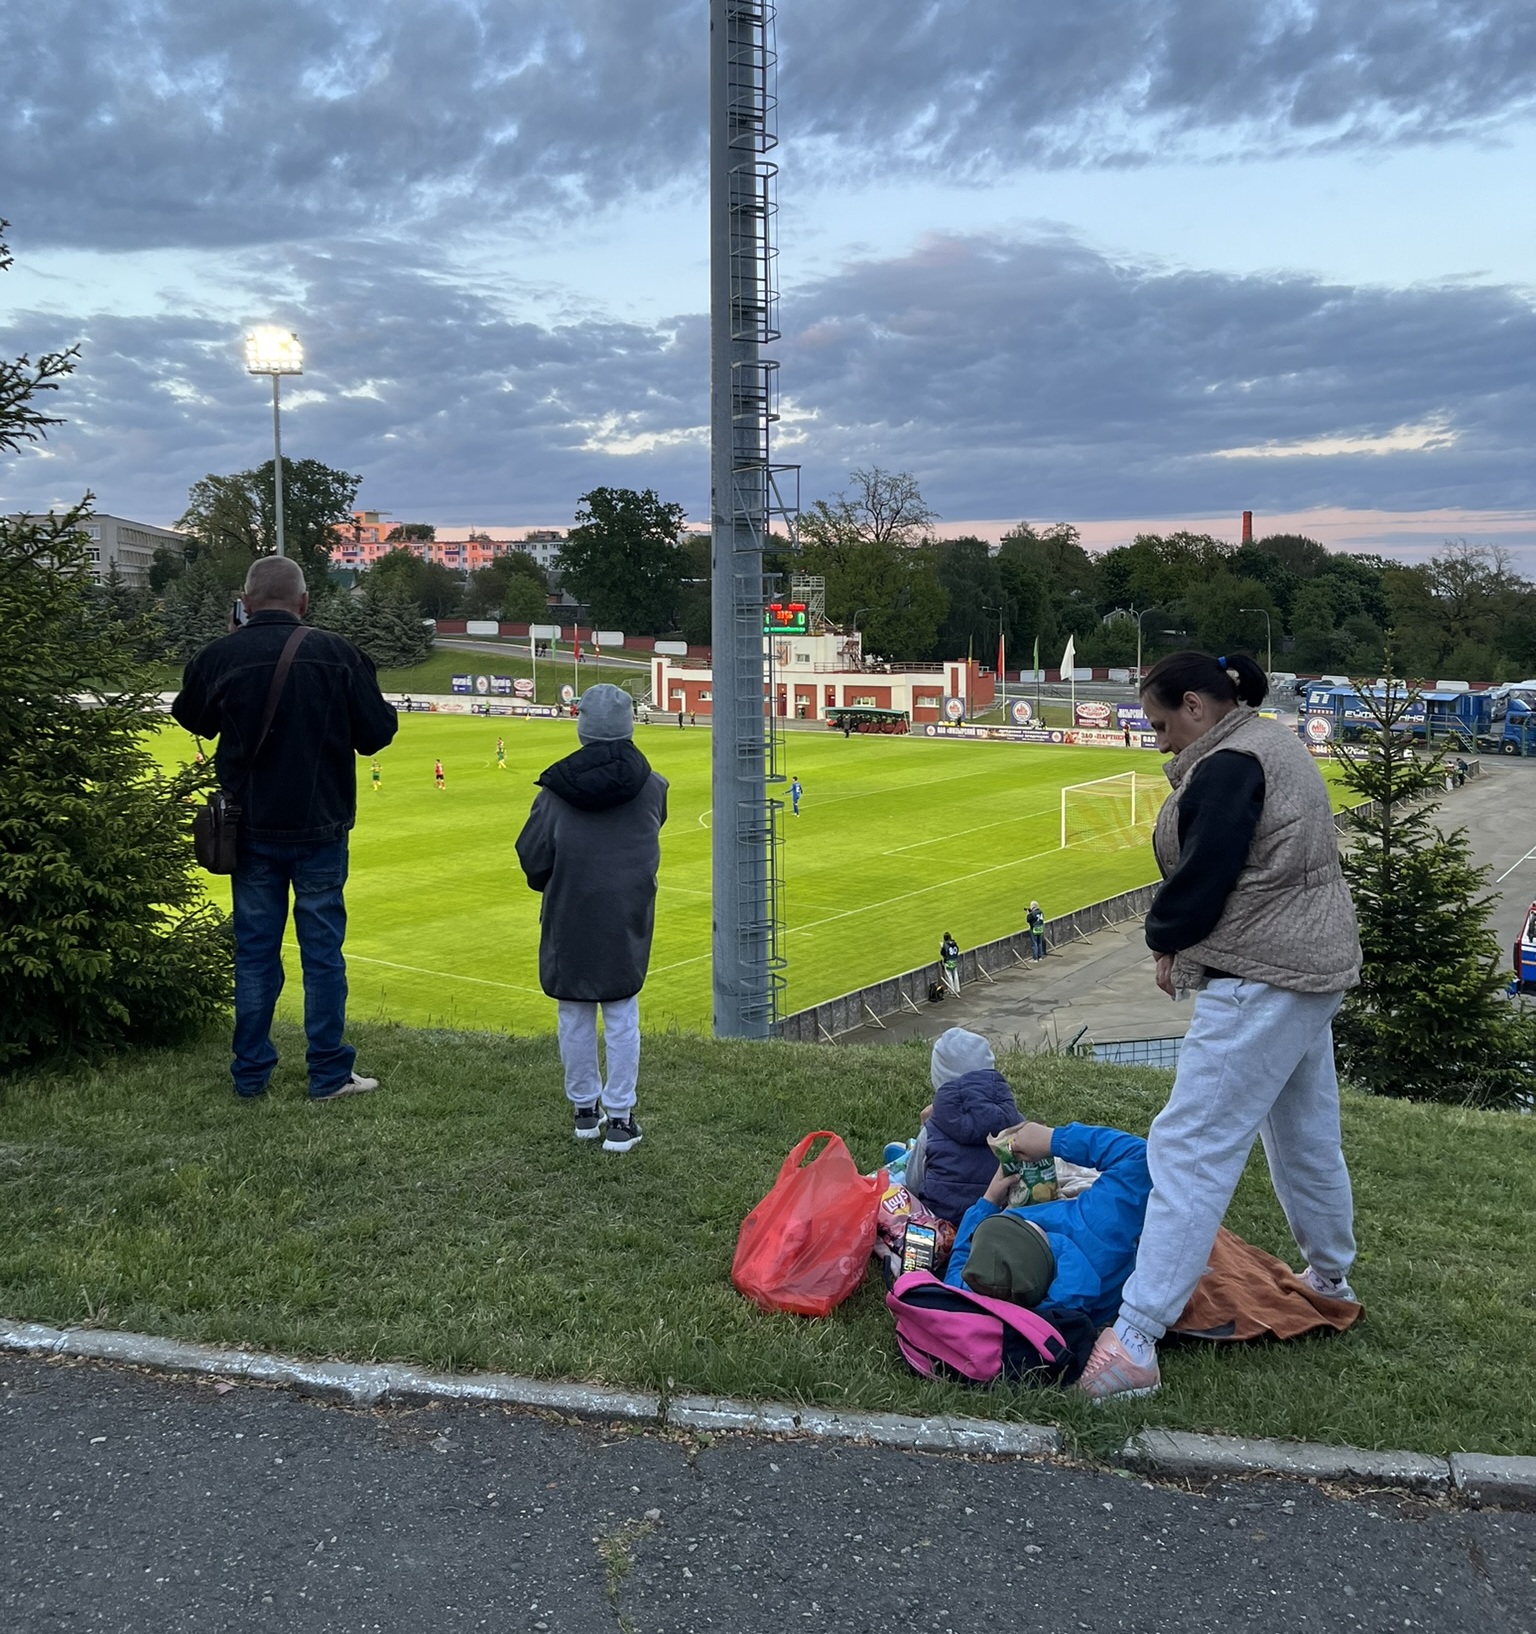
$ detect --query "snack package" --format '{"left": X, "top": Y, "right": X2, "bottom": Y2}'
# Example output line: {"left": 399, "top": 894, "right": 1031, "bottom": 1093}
{"left": 988, "top": 1136, "right": 1060, "bottom": 1204}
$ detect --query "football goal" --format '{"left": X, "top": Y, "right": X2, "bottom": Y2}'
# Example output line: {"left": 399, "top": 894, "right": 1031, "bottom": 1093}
{"left": 1059, "top": 771, "right": 1167, "bottom": 850}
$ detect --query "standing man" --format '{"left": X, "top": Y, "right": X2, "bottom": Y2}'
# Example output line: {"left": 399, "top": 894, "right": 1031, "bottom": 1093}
{"left": 496, "top": 735, "right": 508, "bottom": 770}
{"left": 172, "top": 556, "right": 397, "bottom": 1102}
{"left": 790, "top": 775, "right": 803, "bottom": 816}
{"left": 434, "top": 757, "right": 446, "bottom": 791}
{"left": 1027, "top": 900, "right": 1046, "bottom": 961}
{"left": 370, "top": 760, "right": 382, "bottom": 795}
{"left": 516, "top": 684, "right": 668, "bottom": 1153}
{"left": 940, "top": 931, "right": 962, "bottom": 997}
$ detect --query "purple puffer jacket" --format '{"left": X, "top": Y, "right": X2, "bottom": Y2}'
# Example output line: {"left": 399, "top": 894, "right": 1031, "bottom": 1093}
{"left": 916, "top": 1069, "right": 1022, "bottom": 1225}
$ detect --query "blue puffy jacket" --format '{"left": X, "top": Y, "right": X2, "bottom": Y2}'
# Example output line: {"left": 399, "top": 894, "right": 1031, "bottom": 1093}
{"left": 945, "top": 1123, "right": 1151, "bottom": 1326}
{"left": 916, "top": 1069, "right": 1022, "bottom": 1224}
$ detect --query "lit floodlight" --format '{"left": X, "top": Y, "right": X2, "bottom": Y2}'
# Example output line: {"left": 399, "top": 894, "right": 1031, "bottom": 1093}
{"left": 244, "top": 327, "right": 304, "bottom": 376}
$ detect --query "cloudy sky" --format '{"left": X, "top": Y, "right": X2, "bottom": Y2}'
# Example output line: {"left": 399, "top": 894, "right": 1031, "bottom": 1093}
{"left": 2, "top": 0, "right": 1535, "bottom": 564}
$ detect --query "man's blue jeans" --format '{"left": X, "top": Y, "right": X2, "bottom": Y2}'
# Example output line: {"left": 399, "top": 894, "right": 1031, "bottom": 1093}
{"left": 230, "top": 837, "right": 356, "bottom": 1098}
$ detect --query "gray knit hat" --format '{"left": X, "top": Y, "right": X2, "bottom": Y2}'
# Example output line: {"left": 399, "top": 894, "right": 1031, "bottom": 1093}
{"left": 930, "top": 1027, "right": 995, "bottom": 1091}
{"left": 576, "top": 683, "right": 636, "bottom": 744}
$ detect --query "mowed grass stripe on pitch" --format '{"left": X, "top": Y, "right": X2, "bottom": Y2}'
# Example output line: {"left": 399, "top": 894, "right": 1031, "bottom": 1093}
{"left": 152, "top": 715, "right": 1194, "bottom": 1031}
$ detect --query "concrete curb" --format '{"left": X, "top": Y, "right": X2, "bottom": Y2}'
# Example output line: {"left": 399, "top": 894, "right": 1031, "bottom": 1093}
{"left": 1122, "top": 1429, "right": 1451, "bottom": 1494}
{"left": 5, "top": 1319, "right": 1533, "bottom": 1508}
{"left": 0, "top": 1319, "right": 1059, "bottom": 1459}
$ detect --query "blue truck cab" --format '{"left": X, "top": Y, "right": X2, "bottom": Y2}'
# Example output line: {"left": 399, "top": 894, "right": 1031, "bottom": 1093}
{"left": 1484, "top": 684, "right": 1536, "bottom": 756}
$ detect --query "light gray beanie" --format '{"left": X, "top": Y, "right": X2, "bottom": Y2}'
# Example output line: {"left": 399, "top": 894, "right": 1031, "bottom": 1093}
{"left": 930, "top": 1027, "right": 995, "bottom": 1091}
{"left": 577, "top": 683, "right": 636, "bottom": 744}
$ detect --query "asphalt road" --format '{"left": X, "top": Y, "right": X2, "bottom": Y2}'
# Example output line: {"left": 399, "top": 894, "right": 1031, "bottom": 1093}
{"left": 3, "top": 1358, "right": 1533, "bottom": 1633}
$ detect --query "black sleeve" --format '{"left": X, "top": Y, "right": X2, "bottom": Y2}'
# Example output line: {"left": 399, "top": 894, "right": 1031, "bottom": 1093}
{"left": 169, "top": 655, "right": 217, "bottom": 739}
{"left": 347, "top": 647, "right": 399, "bottom": 756}
{"left": 1145, "top": 751, "right": 1265, "bottom": 955}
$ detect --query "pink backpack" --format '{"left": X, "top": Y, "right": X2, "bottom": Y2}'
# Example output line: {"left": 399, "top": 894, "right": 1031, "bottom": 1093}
{"left": 885, "top": 1270, "right": 1080, "bottom": 1386}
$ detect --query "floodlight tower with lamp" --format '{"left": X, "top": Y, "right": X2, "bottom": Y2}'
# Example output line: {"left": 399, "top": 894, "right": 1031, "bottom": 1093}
{"left": 244, "top": 327, "right": 304, "bottom": 558}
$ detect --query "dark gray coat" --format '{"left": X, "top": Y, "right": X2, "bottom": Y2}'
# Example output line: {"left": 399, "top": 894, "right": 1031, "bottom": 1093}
{"left": 514, "top": 741, "right": 669, "bottom": 1002}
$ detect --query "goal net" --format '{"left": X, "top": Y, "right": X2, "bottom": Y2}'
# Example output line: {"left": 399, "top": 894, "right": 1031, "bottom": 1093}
{"left": 1059, "top": 772, "right": 1166, "bottom": 850}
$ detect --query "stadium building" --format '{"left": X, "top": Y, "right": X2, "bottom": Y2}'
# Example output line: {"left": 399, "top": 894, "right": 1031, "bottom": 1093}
{"left": 651, "top": 607, "right": 995, "bottom": 726}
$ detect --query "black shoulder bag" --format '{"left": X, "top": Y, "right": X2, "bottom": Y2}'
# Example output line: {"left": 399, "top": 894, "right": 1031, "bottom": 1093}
{"left": 192, "top": 627, "right": 310, "bottom": 874}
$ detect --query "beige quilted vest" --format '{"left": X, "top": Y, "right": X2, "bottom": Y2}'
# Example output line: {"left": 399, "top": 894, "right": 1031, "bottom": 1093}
{"left": 1151, "top": 706, "right": 1361, "bottom": 994}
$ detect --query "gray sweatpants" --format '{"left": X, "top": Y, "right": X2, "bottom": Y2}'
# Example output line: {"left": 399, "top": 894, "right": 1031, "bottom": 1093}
{"left": 1118, "top": 977, "right": 1356, "bottom": 1341}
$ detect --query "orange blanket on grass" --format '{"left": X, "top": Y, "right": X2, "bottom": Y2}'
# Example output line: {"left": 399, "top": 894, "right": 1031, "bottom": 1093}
{"left": 1171, "top": 1227, "right": 1364, "bottom": 1341}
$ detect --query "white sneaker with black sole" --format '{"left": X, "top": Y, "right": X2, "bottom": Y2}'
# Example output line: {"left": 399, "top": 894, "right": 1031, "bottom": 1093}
{"left": 602, "top": 1115, "right": 642, "bottom": 1153}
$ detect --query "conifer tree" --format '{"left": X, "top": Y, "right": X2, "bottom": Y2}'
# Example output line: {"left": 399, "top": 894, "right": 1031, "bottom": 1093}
{"left": 1334, "top": 670, "right": 1534, "bottom": 1107}
{"left": 0, "top": 222, "right": 231, "bottom": 1068}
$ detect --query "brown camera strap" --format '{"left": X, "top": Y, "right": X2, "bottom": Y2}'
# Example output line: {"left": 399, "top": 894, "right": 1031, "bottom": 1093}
{"left": 249, "top": 625, "right": 311, "bottom": 773}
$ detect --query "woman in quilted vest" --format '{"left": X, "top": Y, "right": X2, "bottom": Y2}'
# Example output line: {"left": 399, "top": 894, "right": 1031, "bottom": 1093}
{"left": 1078, "top": 651, "right": 1363, "bottom": 1401}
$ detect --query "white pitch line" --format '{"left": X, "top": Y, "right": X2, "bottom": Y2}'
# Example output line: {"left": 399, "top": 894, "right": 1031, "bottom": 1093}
{"left": 347, "top": 954, "right": 543, "bottom": 996}
{"left": 881, "top": 802, "right": 1058, "bottom": 854}
{"left": 1495, "top": 842, "right": 1536, "bottom": 884}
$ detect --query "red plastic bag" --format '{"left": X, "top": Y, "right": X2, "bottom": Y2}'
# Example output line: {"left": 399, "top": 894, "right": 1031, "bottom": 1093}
{"left": 731, "top": 1132, "right": 886, "bottom": 1318}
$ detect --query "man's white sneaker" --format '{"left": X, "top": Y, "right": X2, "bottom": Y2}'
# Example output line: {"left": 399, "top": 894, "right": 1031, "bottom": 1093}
{"left": 311, "top": 1073, "right": 379, "bottom": 1102}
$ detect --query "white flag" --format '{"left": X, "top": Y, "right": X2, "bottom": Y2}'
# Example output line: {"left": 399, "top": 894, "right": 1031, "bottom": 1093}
{"left": 1059, "top": 634, "right": 1075, "bottom": 678}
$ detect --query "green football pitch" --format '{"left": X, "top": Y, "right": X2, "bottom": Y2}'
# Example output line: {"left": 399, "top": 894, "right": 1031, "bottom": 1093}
{"left": 153, "top": 714, "right": 1186, "bottom": 1033}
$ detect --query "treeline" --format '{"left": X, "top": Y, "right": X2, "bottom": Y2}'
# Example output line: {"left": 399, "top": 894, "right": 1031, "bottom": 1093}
{"left": 767, "top": 469, "right": 1536, "bottom": 680}
{"left": 102, "top": 454, "right": 1536, "bottom": 683}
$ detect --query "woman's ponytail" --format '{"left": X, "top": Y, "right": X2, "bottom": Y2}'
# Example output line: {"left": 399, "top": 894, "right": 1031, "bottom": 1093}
{"left": 1141, "top": 650, "right": 1269, "bottom": 710}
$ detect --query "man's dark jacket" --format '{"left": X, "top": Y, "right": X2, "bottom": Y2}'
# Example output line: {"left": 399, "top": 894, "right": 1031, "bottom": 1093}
{"left": 515, "top": 740, "right": 669, "bottom": 1002}
{"left": 171, "top": 611, "right": 398, "bottom": 845}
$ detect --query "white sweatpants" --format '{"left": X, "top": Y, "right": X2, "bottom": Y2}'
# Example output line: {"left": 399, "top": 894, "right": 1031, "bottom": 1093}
{"left": 1118, "top": 978, "right": 1356, "bottom": 1341}
{"left": 556, "top": 997, "right": 641, "bottom": 1116}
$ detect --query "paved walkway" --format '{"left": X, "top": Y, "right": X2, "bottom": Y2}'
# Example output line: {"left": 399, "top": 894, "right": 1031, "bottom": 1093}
{"left": 834, "top": 758, "right": 1536, "bottom": 1056}
{"left": 4, "top": 1356, "right": 1532, "bottom": 1633}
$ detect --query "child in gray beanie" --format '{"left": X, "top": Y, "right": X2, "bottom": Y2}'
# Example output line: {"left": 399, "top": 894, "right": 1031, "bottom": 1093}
{"left": 914, "top": 1028, "right": 1022, "bottom": 1225}
{"left": 515, "top": 685, "right": 668, "bottom": 1152}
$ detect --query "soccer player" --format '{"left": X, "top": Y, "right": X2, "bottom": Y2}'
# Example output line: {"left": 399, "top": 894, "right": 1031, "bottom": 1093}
{"left": 790, "top": 775, "right": 802, "bottom": 816}
{"left": 496, "top": 736, "right": 507, "bottom": 770}
{"left": 434, "top": 757, "right": 446, "bottom": 791}
{"left": 370, "top": 760, "right": 382, "bottom": 795}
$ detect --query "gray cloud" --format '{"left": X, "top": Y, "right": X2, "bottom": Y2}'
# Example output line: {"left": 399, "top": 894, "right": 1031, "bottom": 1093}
{"left": 3, "top": 232, "right": 1532, "bottom": 535}
{"left": 4, "top": 1, "right": 1533, "bottom": 250}
{"left": 781, "top": 234, "right": 1536, "bottom": 521}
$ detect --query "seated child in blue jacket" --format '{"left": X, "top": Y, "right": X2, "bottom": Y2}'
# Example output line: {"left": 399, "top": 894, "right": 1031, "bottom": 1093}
{"left": 945, "top": 1121, "right": 1151, "bottom": 1328}
{"left": 911, "top": 1028, "right": 1023, "bottom": 1226}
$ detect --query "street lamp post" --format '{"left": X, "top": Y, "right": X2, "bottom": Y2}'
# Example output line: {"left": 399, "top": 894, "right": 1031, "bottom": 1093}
{"left": 1134, "top": 604, "right": 1176, "bottom": 684}
{"left": 1240, "top": 607, "right": 1274, "bottom": 677}
{"left": 983, "top": 603, "right": 1003, "bottom": 712}
{"left": 244, "top": 327, "right": 304, "bottom": 558}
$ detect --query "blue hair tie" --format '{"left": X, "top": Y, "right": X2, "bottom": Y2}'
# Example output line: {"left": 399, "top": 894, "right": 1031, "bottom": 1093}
{"left": 1218, "top": 655, "right": 1227, "bottom": 666}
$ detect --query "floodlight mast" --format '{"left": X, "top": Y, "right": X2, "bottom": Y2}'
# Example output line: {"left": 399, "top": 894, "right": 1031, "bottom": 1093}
{"left": 709, "top": 0, "right": 794, "bottom": 1038}
{"left": 244, "top": 327, "right": 303, "bottom": 559}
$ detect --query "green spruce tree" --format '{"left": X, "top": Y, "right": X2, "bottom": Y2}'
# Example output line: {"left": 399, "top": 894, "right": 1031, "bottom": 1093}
{"left": 0, "top": 222, "right": 231, "bottom": 1068}
{"left": 1334, "top": 670, "right": 1534, "bottom": 1107}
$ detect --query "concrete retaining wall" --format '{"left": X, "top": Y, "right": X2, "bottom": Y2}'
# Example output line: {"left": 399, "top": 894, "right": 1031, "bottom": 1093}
{"left": 777, "top": 882, "right": 1160, "bottom": 1044}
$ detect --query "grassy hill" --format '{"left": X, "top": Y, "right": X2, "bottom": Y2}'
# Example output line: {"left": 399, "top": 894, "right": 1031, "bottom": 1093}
{"left": 2, "top": 1026, "right": 1530, "bottom": 1458}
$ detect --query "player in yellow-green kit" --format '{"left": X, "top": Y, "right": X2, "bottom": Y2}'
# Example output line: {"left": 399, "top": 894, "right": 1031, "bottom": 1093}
{"left": 496, "top": 736, "right": 507, "bottom": 770}
{"left": 370, "top": 760, "right": 381, "bottom": 794}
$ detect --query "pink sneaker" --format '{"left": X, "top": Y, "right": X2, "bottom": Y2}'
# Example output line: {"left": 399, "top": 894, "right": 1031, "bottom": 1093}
{"left": 1076, "top": 1328, "right": 1161, "bottom": 1402}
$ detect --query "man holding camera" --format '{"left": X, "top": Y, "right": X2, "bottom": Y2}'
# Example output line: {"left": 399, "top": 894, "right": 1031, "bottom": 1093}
{"left": 172, "top": 556, "right": 398, "bottom": 1101}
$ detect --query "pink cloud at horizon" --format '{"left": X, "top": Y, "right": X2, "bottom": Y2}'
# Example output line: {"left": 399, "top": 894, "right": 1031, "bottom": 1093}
{"left": 927, "top": 509, "right": 1536, "bottom": 571}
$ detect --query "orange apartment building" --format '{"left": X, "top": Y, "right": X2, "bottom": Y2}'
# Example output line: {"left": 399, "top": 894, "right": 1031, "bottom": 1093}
{"left": 331, "top": 513, "right": 564, "bottom": 574}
